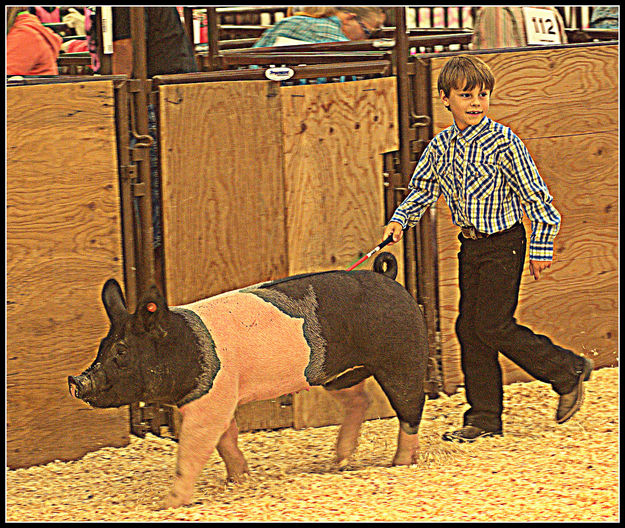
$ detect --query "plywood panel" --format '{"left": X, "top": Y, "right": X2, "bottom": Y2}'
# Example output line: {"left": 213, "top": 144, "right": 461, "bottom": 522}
{"left": 293, "top": 378, "right": 396, "bottom": 431}
{"left": 160, "top": 78, "right": 405, "bottom": 431}
{"left": 282, "top": 77, "right": 402, "bottom": 427}
{"left": 282, "top": 77, "right": 403, "bottom": 280}
{"left": 158, "top": 80, "right": 288, "bottom": 306}
{"left": 159, "top": 81, "right": 291, "bottom": 432}
{"left": 7, "top": 81, "right": 128, "bottom": 468}
{"left": 235, "top": 395, "right": 294, "bottom": 432}
{"left": 436, "top": 132, "right": 618, "bottom": 394}
{"left": 429, "top": 46, "right": 619, "bottom": 393}
{"left": 431, "top": 45, "right": 618, "bottom": 138}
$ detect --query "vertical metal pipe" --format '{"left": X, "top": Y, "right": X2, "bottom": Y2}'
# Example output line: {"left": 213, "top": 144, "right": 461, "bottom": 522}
{"left": 183, "top": 7, "right": 194, "bottom": 44}
{"left": 207, "top": 7, "right": 220, "bottom": 71}
{"left": 394, "top": 7, "right": 417, "bottom": 300}
{"left": 129, "top": 7, "right": 162, "bottom": 436}
{"left": 114, "top": 79, "right": 138, "bottom": 313}
{"left": 130, "top": 7, "right": 148, "bottom": 81}
{"left": 413, "top": 57, "right": 441, "bottom": 397}
{"left": 394, "top": 7, "right": 412, "bottom": 185}
{"left": 183, "top": 7, "right": 201, "bottom": 71}
{"left": 130, "top": 7, "right": 155, "bottom": 293}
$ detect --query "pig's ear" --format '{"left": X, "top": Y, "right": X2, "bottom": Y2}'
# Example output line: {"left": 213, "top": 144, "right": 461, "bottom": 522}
{"left": 102, "top": 279, "right": 128, "bottom": 324}
{"left": 135, "top": 284, "right": 168, "bottom": 336}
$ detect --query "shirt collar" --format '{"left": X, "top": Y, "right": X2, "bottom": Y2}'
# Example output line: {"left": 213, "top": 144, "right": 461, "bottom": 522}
{"left": 451, "top": 116, "right": 490, "bottom": 143}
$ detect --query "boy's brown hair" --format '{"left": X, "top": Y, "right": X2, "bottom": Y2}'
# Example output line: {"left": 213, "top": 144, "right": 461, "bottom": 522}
{"left": 437, "top": 55, "right": 495, "bottom": 97}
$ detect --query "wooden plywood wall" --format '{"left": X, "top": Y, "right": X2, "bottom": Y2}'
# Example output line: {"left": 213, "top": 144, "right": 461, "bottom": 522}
{"left": 158, "top": 80, "right": 288, "bottom": 306}
{"left": 6, "top": 81, "right": 128, "bottom": 468}
{"left": 281, "top": 77, "right": 403, "bottom": 280}
{"left": 282, "top": 77, "right": 401, "bottom": 428}
{"left": 430, "top": 45, "right": 619, "bottom": 393}
{"left": 159, "top": 77, "right": 401, "bottom": 430}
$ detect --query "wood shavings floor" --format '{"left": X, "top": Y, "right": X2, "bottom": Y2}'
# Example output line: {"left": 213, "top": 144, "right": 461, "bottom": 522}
{"left": 6, "top": 367, "right": 619, "bottom": 522}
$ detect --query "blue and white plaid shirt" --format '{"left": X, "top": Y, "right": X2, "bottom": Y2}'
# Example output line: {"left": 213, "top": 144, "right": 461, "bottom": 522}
{"left": 253, "top": 15, "right": 348, "bottom": 47}
{"left": 390, "top": 116, "right": 561, "bottom": 261}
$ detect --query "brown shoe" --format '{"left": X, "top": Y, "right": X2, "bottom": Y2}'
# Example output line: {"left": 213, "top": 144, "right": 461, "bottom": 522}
{"left": 556, "top": 357, "right": 594, "bottom": 424}
{"left": 442, "top": 425, "right": 503, "bottom": 443}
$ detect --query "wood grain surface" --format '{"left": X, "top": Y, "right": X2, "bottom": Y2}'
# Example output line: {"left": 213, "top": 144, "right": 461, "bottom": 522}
{"left": 281, "top": 77, "right": 402, "bottom": 279}
{"left": 431, "top": 45, "right": 618, "bottom": 138}
{"left": 159, "top": 77, "right": 402, "bottom": 430}
{"left": 293, "top": 378, "right": 396, "bottom": 430}
{"left": 282, "top": 77, "right": 401, "bottom": 427}
{"left": 158, "top": 80, "right": 288, "bottom": 306}
{"left": 7, "top": 81, "right": 128, "bottom": 468}
{"left": 430, "top": 46, "right": 619, "bottom": 393}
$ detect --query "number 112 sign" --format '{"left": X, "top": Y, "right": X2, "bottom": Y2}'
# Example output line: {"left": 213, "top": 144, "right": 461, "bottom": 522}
{"left": 522, "top": 7, "right": 562, "bottom": 45}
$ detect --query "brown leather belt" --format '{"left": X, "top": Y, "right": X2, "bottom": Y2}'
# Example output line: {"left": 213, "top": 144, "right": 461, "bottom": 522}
{"left": 460, "top": 222, "right": 522, "bottom": 240}
{"left": 460, "top": 225, "right": 490, "bottom": 239}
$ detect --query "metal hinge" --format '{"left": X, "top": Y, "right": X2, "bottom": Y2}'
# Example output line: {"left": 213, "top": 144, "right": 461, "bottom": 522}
{"left": 127, "top": 78, "right": 151, "bottom": 93}
{"left": 121, "top": 164, "right": 147, "bottom": 197}
{"left": 132, "top": 182, "right": 147, "bottom": 197}
{"left": 410, "top": 138, "right": 430, "bottom": 162}
{"left": 130, "top": 401, "right": 170, "bottom": 438}
{"left": 121, "top": 164, "right": 137, "bottom": 182}
{"left": 130, "top": 402, "right": 152, "bottom": 438}
{"left": 382, "top": 151, "right": 409, "bottom": 194}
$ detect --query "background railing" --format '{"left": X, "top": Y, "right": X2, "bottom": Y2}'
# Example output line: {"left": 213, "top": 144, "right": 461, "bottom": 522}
{"left": 52, "top": 6, "right": 618, "bottom": 76}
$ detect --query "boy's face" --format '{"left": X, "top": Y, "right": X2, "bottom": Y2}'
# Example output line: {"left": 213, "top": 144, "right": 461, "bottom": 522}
{"left": 440, "top": 83, "right": 490, "bottom": 131}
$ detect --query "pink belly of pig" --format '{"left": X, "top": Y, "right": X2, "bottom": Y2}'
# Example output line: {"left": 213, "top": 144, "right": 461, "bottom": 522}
{"left": 188, "top": 292, "right": 313, "bottom": 404}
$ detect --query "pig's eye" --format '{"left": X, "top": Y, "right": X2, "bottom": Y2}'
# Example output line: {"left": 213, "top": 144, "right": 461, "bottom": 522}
{"left": 113, "top": 344, "right": 129, "bottom": 368}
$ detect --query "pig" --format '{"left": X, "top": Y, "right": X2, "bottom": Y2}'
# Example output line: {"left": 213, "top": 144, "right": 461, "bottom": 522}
{"left": 68, "top": 253, "right": 429, "bottom": 509}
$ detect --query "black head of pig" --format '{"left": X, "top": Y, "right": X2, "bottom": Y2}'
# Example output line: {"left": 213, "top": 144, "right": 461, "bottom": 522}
{"left": 68, "top": 279, "right": 203, "bottom": 408}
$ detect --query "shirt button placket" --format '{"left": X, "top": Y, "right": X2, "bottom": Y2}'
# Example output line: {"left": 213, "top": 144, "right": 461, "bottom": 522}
{"left": 457, "top": 138, "right": 467, "bottom": 222}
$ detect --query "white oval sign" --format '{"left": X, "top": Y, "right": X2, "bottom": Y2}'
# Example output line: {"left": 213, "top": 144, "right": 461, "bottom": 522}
{"left": 265, "top": 67, "right": 295, "bottom": 81}
{"left": 372, "top": 39, "right": 395, "bottom": 48}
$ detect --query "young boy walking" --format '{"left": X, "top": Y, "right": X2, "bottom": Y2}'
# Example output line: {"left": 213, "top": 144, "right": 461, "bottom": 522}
{"left": 383, "top": 55, "right": 593, "bottom": 442}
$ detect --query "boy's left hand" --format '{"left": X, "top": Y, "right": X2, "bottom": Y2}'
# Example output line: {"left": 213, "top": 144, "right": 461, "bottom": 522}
{"left": 529, "top": 260, "right": 552, "bottom": 280}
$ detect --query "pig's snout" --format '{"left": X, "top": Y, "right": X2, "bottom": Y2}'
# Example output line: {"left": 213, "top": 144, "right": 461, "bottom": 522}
{"left": 68, "top": 374, "right": 93, "bottom": 400}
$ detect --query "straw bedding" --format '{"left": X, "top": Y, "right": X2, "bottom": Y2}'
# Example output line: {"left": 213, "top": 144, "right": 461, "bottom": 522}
{"left": 6, "top": 367, "right": 618, "bottom": 522}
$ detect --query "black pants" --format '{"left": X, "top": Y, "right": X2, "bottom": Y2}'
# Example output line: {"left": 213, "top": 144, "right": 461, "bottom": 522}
{"left": 455, "top": 222, "right": 585, "bottom": 432}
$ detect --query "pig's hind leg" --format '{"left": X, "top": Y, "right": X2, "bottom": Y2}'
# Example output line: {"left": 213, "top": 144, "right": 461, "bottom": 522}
{"left": 325, "top": 376, "right": 371, "bottom": 468}
{"left": 216, "top": 418, "right": 250, "bottom": 483}
{"left": 372, "top": 366, "right": 426, "bottom": 466}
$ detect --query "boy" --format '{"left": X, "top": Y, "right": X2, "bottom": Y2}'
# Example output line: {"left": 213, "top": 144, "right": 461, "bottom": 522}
{"left": 383, "top": 55, "right": 593, "bottom": 442}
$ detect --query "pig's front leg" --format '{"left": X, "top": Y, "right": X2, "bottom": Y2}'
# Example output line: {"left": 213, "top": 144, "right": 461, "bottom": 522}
{"left": 162, "top": 378, "right": 239, "bottom": 509}
{"left": 216, "top": 418, "right": 249, "bottom": 483}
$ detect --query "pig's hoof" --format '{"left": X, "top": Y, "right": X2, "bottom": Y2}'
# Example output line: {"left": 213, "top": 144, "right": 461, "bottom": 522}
{"left": 391, "top": 455, "right": 417, "bottom": 466}
{"left": 160, "top": 492, "right": 192, "bottom": 510}
{"left": 226, "top": 471, "right": 249, "bottom": 485}
{"left": 336, "top": 458, "right": 350, "bottom": 470}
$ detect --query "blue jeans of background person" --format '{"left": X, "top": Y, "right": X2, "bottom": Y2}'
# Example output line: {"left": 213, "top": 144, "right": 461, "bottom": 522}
{"left": 130, "top": 103, "right": 161, "bottom": 250}
{"left": 455, "top": 222, "right": 586, "bottom": 432}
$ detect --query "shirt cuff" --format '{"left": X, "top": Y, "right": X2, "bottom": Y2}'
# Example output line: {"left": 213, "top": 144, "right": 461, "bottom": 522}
{"left": 529, "top": 233, "right": 556, "bottom": 261}
{"left": 389, "top": 209, "right": 410, "bottom": 229}
{"left": 529, "top": 244, "right": 554, "bottom": 262}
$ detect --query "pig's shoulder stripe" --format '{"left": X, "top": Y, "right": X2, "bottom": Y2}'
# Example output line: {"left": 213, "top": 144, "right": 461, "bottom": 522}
{"left": 170, "top": 307, "right": 221, "bottom": 406}
{"left": 242, "top": 284, "right": 327, "bottom": 385}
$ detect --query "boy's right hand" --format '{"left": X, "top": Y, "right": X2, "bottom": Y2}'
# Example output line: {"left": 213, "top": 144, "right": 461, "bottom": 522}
{"left": 383, "top": 222, "right": 404, "bottom": 244}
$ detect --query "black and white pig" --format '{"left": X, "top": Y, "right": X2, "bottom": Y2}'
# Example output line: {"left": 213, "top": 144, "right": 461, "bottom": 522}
{"left": 68, "top": 254, "right": 429, "bottom": 509}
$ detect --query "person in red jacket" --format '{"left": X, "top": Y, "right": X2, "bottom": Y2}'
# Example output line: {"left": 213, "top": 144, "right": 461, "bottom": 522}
{"left": 6, "top": 7, "right": 63, "bottom": 76}
{"left": 29, "top": 6, "right": 61, "bottom": 24}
